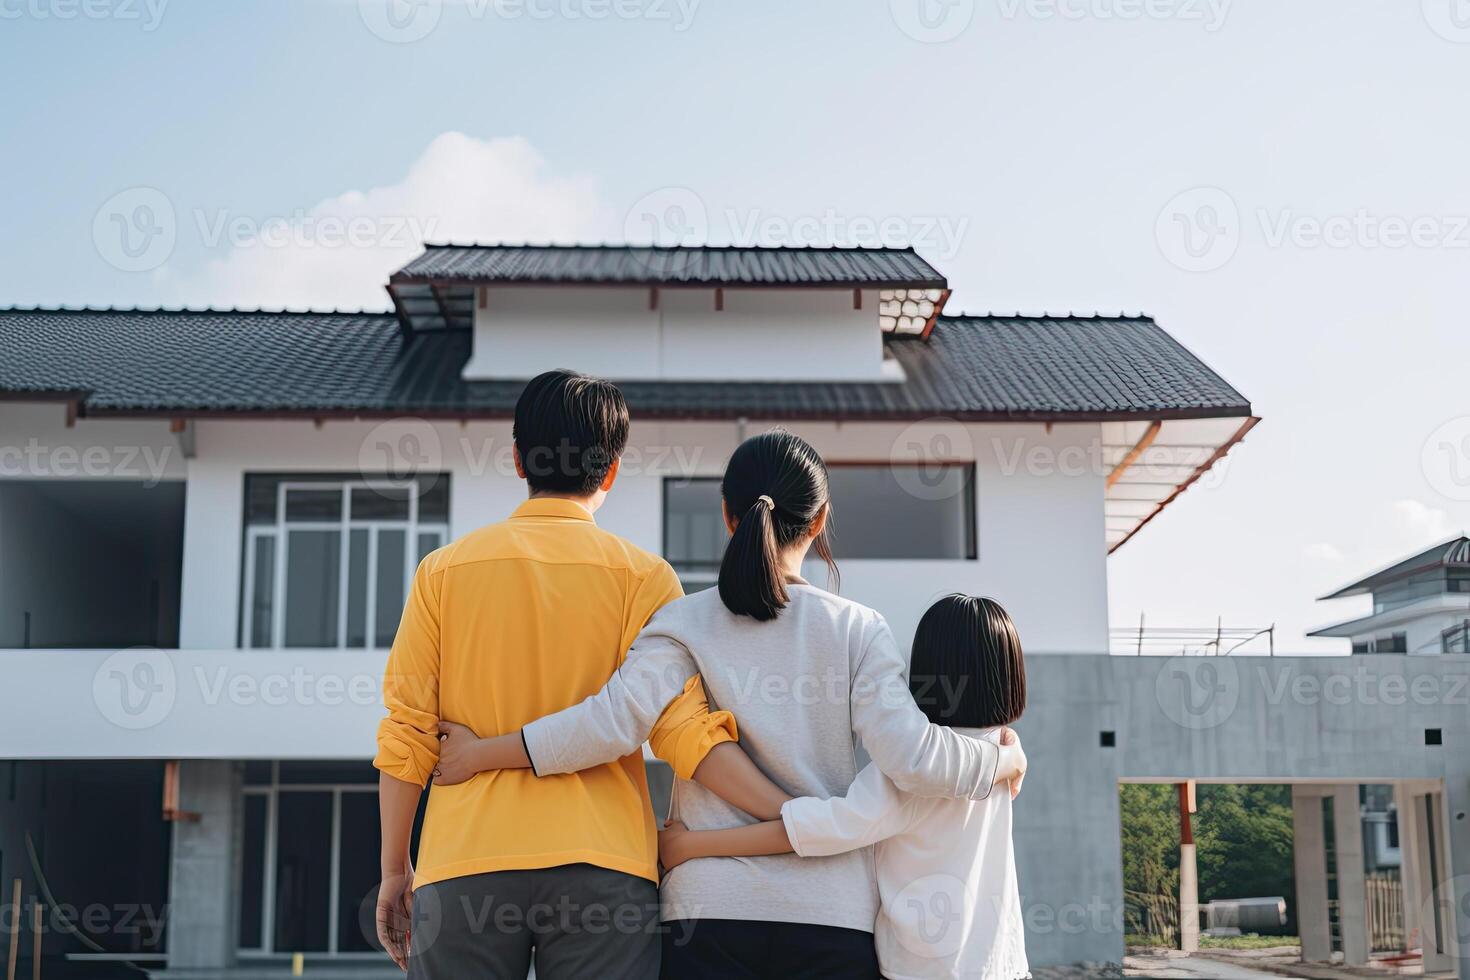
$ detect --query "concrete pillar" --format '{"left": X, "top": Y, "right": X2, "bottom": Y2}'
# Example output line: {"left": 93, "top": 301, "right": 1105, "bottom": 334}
{"left": 1393, "top": 784, "right": 1423, "bottom": 955}
{"left": 1178, "top": 781, "right": 1199, "bottom": 953}
{"left": 166, "top": 760, "right": 241, "bottom": 969}
{"left": 1293, "top": 786, "right": 1332, "bottom": 962}
{"left": 1405, "top": 791, "right": 1454, "bottom": 974}
{"left": 1179, "top": 843, "right": 1200, "bottom": 952}
{"left": 1331, "top": 784, "right": 1369, "bottom": 966}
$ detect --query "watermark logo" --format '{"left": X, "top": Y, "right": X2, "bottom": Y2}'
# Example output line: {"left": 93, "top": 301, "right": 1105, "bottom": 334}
{"left": 93, "top": 648, "right": 176, "bottom": 730}
{"left": 1423, "top": 875, "right": 1470, "bottom": 959}
{"left": 892, "top": 873, "right": 969, "bottom": 957}
{"left": 1422, "top": 416, "right": 1470, "bottom": 502}
{"left": 890, "top": 0, "right": 975, "bottom": 42}
{"left": 0, "top": 439, "right": 174, "bottom": 484}
{"left": 1155, "top": 655, "right": 1239, "bottom": 729}
{"left": 890, "top": 418, "right": 976, "bottom": 501}
{"left": 359, "top": 418, "right": 444, "bottom": 483}
{"left": 358, "top": 0, "right": 442, "bottom": 42}
{"left": 0, "top": 0, "right": 169, "bottom": 29}
{"left": 624, "top": 186, "right": 709, "bottom": 248}
{"left": 996, "top": 0, "right": 1230, "bottom": 30}
{"left": 1422, "top": 0, "right": 1470, "bottom": 42}
{"left": 1156, "top": 186, "right": 1239, "bottom": 272}
{"left": 92, "top": 187, "right": 176, "bottom": 273}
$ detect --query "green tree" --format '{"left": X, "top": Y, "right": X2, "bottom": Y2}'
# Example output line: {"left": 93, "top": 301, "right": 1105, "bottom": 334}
{"left": 1120, "top": 783, "right": 1297, "bottom": 937}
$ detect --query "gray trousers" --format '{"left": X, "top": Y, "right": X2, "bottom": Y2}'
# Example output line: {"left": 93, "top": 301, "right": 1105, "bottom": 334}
{"left": 406, "top": 863, "right": 661, "bottom": 980}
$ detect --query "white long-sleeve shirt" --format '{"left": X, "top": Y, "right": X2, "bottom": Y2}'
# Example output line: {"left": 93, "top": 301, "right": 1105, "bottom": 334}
{"left": 782, "top": 728, "right": 1030, "bottom": 980}
{"left": 521, "top": 585, "right": 1002, "bottom": 932}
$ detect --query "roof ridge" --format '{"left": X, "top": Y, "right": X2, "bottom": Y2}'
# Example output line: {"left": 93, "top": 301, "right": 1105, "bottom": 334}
{"left": 0, "top": 305, "right": 395, "bottom": 317}
{"left": 941, "top": 311, "right": 1154, "bottom": 321}
{"left": 421, "top": 241, "right": 921, "bottom": 253}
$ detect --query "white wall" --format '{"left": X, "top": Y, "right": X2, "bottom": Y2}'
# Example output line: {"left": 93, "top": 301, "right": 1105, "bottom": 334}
{"left": 0, "top": 409, "right": 1111, "bottom": 757}
{"left": 463, "top": 286, "right": 890, "bottom": 382}
{"left": 171, "top": 416, "right": 1110, "bottom": 654}
{"left": 1348, "top": 604, "right": 1470, "bottom": 655}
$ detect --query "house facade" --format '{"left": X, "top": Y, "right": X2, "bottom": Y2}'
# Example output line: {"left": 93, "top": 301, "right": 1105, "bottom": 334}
{"left": 1311, "top": 536, "right": 1470, "bottom": 655}
{"left": 0, "top": 243, "right": 1464, "bottom": 978}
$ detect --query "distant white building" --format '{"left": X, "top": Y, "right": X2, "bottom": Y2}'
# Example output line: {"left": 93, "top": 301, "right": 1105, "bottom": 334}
{"left": 1311, "top": 536, "right": 1470, "bottom": 654}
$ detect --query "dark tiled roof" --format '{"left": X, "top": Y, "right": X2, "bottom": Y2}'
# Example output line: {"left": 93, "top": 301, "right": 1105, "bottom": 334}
{"left": 0, "top": 309, "right": 1251, "bottom": 421}
{"left": 1318, "top": 535, "right": 1470, "bottom": 600}
{"left": 393, "top": 244, "right": 948, "bottom": 288}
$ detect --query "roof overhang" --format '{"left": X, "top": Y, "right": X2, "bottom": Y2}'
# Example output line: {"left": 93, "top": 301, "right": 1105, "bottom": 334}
{"left": 1104, "top": 415, "right": 1259, "bottom": 553}
{"left": 1307, "top": 592, "right": 1470, "bottom": 637}
{"left": 1317, "top": 534, "right": 1470, "bottom": 600}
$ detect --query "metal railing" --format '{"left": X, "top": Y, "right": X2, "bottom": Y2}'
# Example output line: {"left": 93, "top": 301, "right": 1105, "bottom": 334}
{"left": 1366, "top": 873, "right": 1405, "bottom": 953}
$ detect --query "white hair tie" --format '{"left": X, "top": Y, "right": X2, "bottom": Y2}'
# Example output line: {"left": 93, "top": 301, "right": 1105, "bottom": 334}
{"left": 756, "top": 495, "right": 775, "bottom": 510}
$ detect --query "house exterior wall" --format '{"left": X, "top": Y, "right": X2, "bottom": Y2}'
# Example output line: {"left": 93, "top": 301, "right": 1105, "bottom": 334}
{"left": 1344, "top": 600, "right": 1470, "bottom": 655}
{"left": 463, "top": 286, "right": 890, "bottom": 381}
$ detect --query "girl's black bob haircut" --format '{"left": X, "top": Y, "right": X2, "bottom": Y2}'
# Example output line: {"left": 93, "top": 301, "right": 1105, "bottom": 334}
{"left": 909, "top": 594, "right": 1027, "bottom": 729}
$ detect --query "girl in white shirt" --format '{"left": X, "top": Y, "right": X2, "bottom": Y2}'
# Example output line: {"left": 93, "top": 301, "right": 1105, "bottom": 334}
{"left": 659, "top": 594, "right": 1031, "bottom": 980}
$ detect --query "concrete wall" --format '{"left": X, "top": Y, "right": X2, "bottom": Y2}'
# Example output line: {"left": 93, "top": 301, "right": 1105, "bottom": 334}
{"left": 1015, "top": 653, "right": 1470, "bottom": 973}
{"left": 464, "top": 286, "right": 889, "bottom": 381}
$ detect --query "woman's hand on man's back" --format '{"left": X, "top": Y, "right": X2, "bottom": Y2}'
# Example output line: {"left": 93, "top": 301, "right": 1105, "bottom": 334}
{"left": 997, "top": 727, "right": 1026, "bottom": 799}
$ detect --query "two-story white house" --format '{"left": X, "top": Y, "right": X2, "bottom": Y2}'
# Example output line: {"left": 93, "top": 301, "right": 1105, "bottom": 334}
{"left": 10, "top": 242, "right": 1456, "bottom": 979}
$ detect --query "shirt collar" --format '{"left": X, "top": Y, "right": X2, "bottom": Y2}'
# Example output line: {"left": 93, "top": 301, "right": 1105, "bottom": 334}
{"left": 511, "top": 497, "right": 597, "bottom": 523}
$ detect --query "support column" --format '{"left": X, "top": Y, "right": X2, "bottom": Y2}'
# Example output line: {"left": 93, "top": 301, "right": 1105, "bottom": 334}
{"left": 1293, "top": 786, "right": 1332, "bottom": 962}
{"left": 1393, "top": 784, "right": 1423, "bottom": 956}
{"left": 1407, "top": 791, "right": 1454, "bottom": 974}
{"left": 1331, "top": 784, "right": 1369, "bottom": 966}
{"left": 165, "top": 760, "right": 241, "bottom": 970}
{"left": 1178, "top": 781, "right": 1199, "bottom": 953}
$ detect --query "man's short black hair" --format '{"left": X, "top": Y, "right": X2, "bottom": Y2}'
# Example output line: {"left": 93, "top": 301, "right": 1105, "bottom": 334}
{"left": 909, "top": 594, "right": 1027, "bottom": 729}
{"left": 513, "top": 370, "right": 630, "bottom": 496}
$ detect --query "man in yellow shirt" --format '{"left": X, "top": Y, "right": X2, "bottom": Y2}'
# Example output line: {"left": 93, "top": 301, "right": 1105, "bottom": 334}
{"left": 374, "top": 370, "right": 728, "bottom": 978}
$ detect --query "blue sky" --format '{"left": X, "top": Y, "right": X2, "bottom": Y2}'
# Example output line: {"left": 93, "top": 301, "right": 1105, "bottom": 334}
{"left": 4, "top": 0, "right": 1470, "bottom": 650}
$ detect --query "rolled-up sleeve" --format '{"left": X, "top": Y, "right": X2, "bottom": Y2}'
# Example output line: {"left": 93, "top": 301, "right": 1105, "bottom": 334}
{"left": 850, "top": 617, "right": 1001, "bottom": 800}
{"left": 648, "top": 674, "right": 739, "bottom": 780}
{"left": 521, "top": 627, "right": 700, "bottom": 775}
{"left": 373, "top": 555, "right": 442, "bottom": 787}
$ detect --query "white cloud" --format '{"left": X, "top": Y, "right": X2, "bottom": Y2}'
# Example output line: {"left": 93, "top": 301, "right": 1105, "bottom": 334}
{"left": 1303, "top": 541, "right": 1343, "bottom": 562}
{"left": 160, "top": 132, "right": 608, "bottom": 311}
{"left": 1389, "top": 499, "right": 1453, "bottom": 543}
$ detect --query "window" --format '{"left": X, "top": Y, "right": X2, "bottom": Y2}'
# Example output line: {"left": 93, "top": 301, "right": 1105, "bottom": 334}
{"left": 239, "top": 761, "right": 388, "bottom": 956}
{"left": 241, "top": 475, "right": 448, "bottom": 649}
{"left": 662, "top": 478, "right": 727, "bottom": 591}
{"left": 1375, "top": 633, "right": 1408, "bottom": 654}
{"left": 662, "top": 464, "right": 976, "bottom": 588}
{"left": 824, "top": 465, "right": 976, "bottom": 560}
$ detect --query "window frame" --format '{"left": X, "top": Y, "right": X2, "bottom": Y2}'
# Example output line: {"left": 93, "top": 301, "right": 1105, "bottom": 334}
{"left": 238, "top": 474, "right": 449, "bottom": 650}
{"left": 238, "top": 761, "right": 382, "bottom": 959}
{"left": 659, "top": 461, "right": 979, "bottom": 587}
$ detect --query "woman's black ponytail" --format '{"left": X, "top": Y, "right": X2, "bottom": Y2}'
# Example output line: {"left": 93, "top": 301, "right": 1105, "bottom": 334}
{"left": 717, "top": 430, "right": 838, "bottom": 622}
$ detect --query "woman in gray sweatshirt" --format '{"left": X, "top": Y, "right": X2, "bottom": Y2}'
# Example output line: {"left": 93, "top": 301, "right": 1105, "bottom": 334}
{"left": 436, "top": 430, "right": 1027, "bottom": 978}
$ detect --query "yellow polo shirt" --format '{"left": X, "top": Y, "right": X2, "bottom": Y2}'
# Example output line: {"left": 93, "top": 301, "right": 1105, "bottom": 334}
{"left": 374, "top": 497, "right": 733, "bottom": 886}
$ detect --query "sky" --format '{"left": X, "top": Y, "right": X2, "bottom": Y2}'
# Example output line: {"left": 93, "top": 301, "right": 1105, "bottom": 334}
{"left": 3, "top": 0, "right": 1469, "bottom": 652}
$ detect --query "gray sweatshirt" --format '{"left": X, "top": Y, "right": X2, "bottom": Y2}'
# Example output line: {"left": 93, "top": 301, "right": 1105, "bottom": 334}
{"left": 521, "top": 585, "right": 1001, "bottom": 932}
